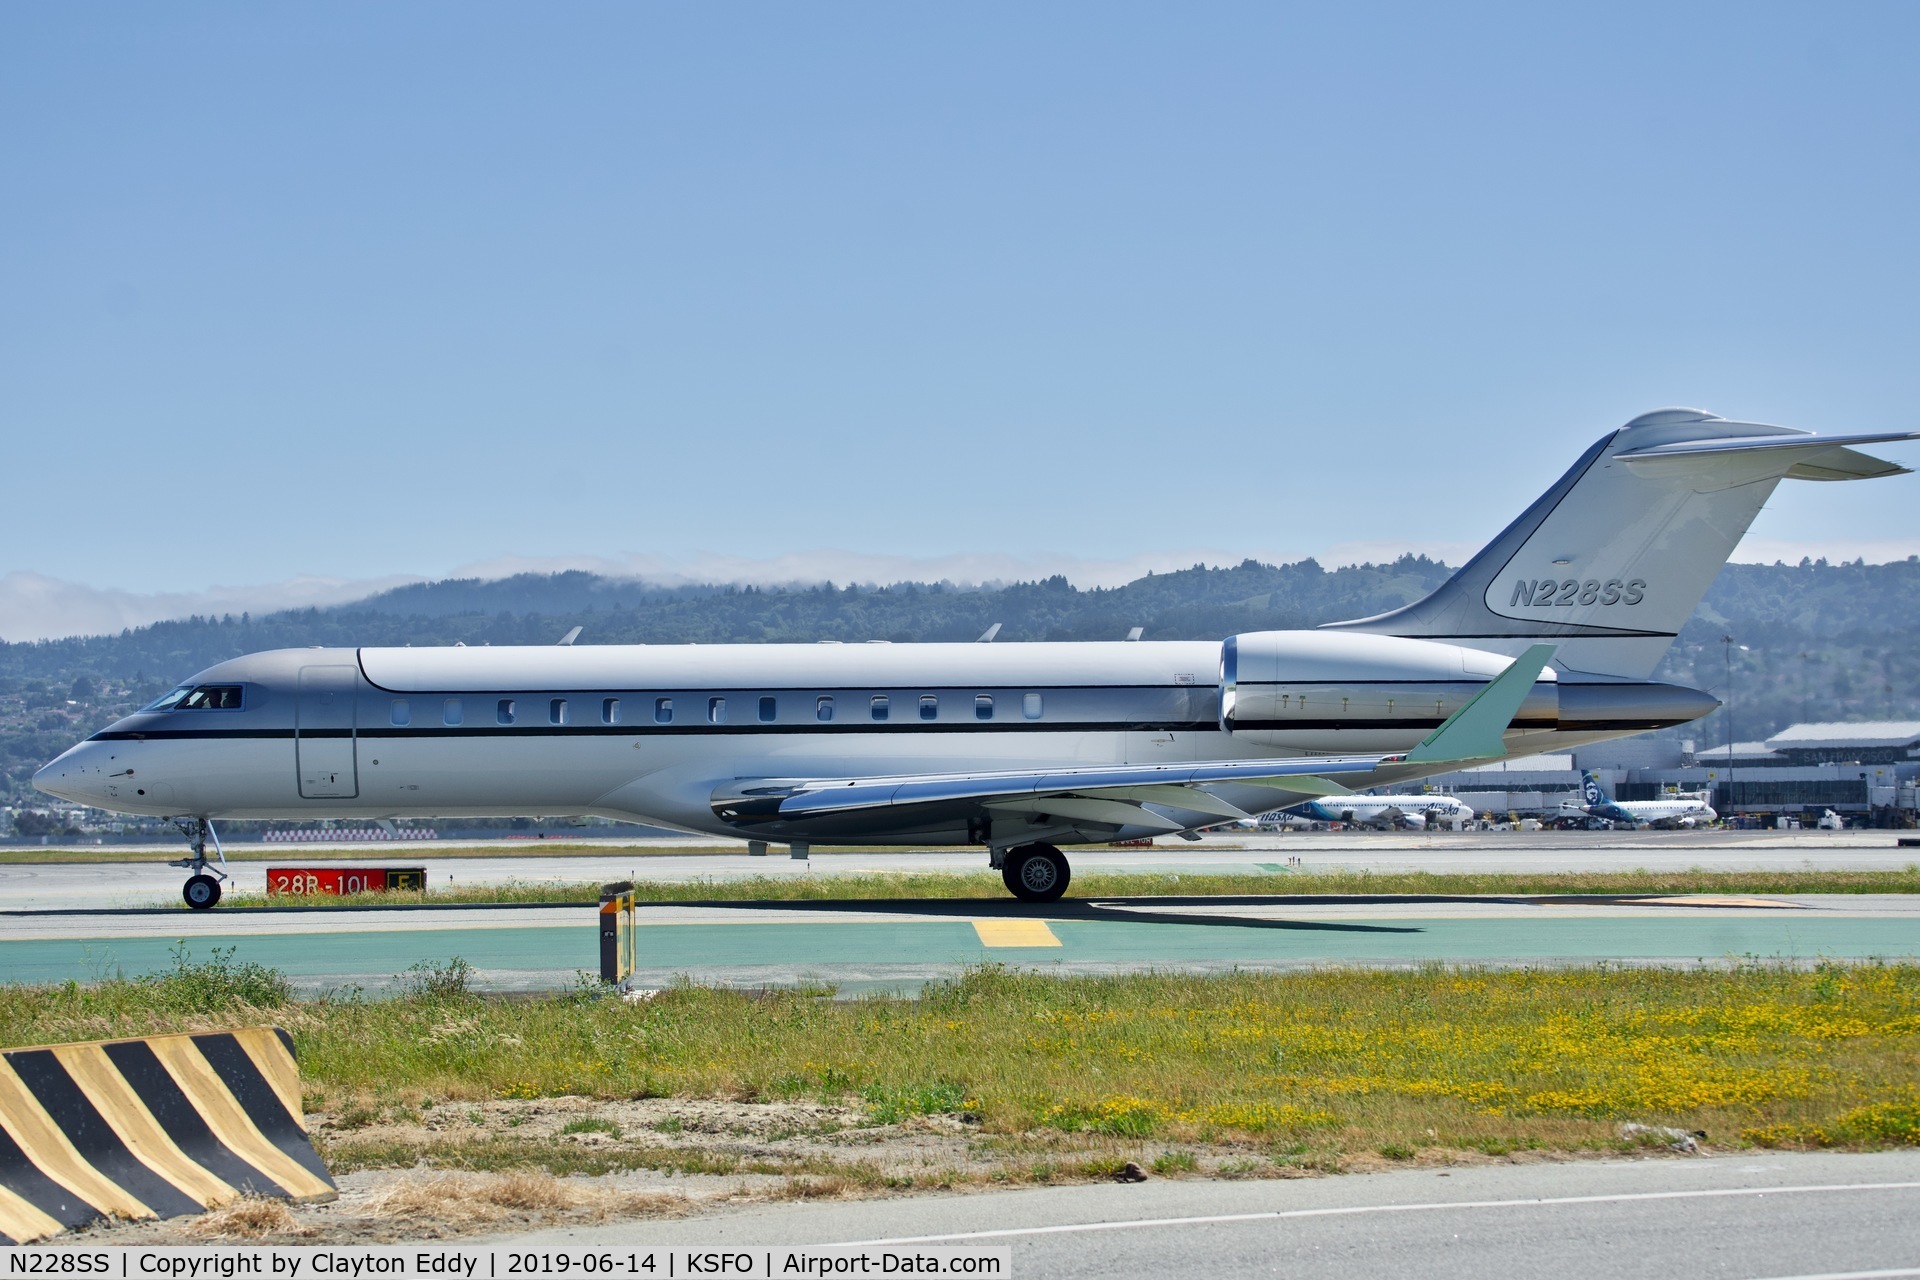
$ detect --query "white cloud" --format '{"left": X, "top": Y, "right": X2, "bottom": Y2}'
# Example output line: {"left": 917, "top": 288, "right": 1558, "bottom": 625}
{"left": 1729, "top": 537, "right": 1920, "bottom": 566}
{"left": 0, "top": 570, "right": 424, "bottom": 644}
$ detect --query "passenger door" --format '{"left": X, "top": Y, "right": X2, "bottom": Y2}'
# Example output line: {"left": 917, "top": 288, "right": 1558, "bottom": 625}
{"left": 297, "top": 665, "right": 359, "bottom": 798}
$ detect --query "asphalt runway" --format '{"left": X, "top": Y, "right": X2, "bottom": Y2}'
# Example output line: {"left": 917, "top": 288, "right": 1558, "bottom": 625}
{"left": 4, "top": 829, "right": 1917, "bottom": 912}
{"left": 498, "top": 1149, "right": 1920, "bottom": 1280}
{"left": 3, "top": 892, "right": 1915, "bottom": 992}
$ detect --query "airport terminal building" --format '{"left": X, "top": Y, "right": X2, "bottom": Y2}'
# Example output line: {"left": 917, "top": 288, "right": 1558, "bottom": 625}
{"left": 1420, "top": 720, "right": 1920, "bottom": 824}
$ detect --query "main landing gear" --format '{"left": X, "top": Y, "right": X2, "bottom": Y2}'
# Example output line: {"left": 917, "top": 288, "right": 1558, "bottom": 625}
{"left": 999, "top": 842, "right": 1071, "bottom": 903}
{"left": 169, "top": 817, "right": 229, "bottom": 910}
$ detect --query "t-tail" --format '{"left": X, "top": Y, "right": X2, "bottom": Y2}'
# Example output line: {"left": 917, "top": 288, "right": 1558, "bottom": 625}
{"left": 1322, "top": 409, "right": 1920, "bottom": 678}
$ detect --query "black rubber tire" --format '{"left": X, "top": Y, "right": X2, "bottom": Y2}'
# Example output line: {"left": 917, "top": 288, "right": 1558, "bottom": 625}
{"left": 183, "top": 874, "right": 222, "bottom": 910}
{"left": 1001, "top": 843, "right": 1070, "bottom": 903}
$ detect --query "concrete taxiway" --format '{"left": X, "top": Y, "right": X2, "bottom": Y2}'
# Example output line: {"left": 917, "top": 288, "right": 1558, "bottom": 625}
{"left": 3, "top": 829, "right": 1917, "bottom": 912}
{"left": 498, "top": 1149, "right": 1920, "bottom": 1280}
{"left": 2, "top": 892, "right": 1914, "bottom": 992}
{"left": 1, "top": 832, "right": 1913, "bottom": 991}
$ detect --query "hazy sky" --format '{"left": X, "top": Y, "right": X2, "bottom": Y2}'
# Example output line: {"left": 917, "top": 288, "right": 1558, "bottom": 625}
{"left": 5, "top": 2, "right": 1919, "bottom": 636}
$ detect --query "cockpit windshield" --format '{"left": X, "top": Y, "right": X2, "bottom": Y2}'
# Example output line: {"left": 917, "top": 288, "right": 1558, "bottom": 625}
{"left": 144, "top": 687, "right": 193, "bottom": 712}
{"left": 145, "top": 684, "right": 244, "bottom": 711}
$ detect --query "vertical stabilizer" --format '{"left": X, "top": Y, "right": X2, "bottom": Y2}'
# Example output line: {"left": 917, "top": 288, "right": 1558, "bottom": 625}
{"left": 1322, "top": 409, "right": 1918, "bottom": 678}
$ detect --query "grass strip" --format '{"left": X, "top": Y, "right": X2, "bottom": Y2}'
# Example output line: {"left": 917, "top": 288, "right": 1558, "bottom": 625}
{"left": 216, "top": 865, "right": 1920, "bottom": 909}
{"left": 4, "top": 955, "right": 1917, "bottom": 1164}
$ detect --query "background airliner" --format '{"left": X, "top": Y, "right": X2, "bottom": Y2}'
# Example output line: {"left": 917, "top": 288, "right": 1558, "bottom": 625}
{"left": 1281, "top": 794, "right": 1474, "bottom": 830}
{"left": 1561, "top": 770, "right": 1717, "bottom": 828}
{"left": 35, "top": 409, "right": 1918, "bottom": 907}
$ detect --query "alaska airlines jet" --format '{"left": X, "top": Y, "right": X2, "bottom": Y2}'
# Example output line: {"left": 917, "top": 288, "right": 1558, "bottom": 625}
{"left": 1562, "top": 770, "right": 1717, "bottom": 828}
{"left": 34, "top": 409, "right": 1917, "bottom": 907}
{"left": 1282, "top": 794, "right": 1474, "bottom": 829}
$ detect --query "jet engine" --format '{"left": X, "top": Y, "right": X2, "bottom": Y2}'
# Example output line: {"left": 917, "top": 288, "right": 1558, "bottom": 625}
{"left": 1218, "top": 630, "right": 1559, "bottom": 753}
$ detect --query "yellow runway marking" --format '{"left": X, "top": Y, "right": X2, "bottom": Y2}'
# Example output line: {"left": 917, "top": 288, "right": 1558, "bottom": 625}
{"left": 973, "top": 919, "right": 1062, "bottom": 947}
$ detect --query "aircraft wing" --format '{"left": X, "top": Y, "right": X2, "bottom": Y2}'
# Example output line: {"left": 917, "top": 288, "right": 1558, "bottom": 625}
{"left": 712, "top": 754, "right": 1385, "bottom": 835}
{"left": 710, "top": 644, "right": 1557, "bottom": 839}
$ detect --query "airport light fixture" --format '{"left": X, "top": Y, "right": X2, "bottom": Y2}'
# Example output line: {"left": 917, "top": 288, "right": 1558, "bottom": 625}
{"left": 1721, "top": 634, "right": 1749, "bottom": 818}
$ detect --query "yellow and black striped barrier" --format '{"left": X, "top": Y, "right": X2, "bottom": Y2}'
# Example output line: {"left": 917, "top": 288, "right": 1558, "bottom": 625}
{"left": 0, "top": 1026, "right": 337, "bottom": 1243}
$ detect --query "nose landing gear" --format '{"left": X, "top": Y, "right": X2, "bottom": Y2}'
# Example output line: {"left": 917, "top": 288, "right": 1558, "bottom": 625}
{"left": 168, "top": 817, "right": 229, "bottom": 909}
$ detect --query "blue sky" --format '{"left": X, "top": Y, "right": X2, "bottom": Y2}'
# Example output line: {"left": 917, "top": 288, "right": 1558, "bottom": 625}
{"left": 4, "top": 3, "right": 1918, "bottom": 637}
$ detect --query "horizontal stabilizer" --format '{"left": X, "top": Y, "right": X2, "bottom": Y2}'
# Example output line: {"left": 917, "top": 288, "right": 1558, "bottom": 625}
{"left": 1615, "top": 429, "right": 1919, "bottom": 473}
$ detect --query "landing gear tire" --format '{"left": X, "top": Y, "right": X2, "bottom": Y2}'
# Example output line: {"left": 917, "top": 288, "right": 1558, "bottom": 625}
{"left": 1002, "top": 843, "right": 1070, "bottom": 903}
{"left": 183, "top": 874, "right": 222, "bottom": 910}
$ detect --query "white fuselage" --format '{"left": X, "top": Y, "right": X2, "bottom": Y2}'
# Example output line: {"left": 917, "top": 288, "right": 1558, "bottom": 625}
{"left": 1291, "top": 794, "right": 1475, "bottom": 829}
{"left": 34, "top": 632, "right": 1715, "bottom": 847}
{"left": 1570, "top": 797, "right": 1717, "bottom": 827}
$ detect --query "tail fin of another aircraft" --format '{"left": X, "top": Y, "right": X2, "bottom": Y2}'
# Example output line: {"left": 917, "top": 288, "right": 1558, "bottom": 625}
{"left": 1322, "top": 409, "right": 1919, "bottom": 678}
{"left": 1581, "top": 770, "right": 1608, "bottom": 806}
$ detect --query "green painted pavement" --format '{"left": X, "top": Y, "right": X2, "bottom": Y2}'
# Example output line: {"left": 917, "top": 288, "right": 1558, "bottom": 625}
{"left": 2, "top": 912, "right": 1916, "bottom": 985}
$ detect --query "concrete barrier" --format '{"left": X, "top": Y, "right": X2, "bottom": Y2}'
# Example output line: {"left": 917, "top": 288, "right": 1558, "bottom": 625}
{"left": 0, "top": 1027, "right": 336, "bottom": 1243}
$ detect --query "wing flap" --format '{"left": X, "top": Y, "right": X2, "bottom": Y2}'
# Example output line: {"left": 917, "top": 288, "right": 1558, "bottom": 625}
{"left": 986, "top": 797, "right": 1187, "bottom": 832}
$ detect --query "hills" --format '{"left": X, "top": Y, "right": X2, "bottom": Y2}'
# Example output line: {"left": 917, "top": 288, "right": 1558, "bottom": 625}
{"left": 4, "top": 555, "right": 1918, "bottom": 809}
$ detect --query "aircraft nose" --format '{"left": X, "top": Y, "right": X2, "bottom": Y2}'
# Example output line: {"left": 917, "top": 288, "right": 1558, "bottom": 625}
{"left": 34, "top": 743, "right": 104, "bottom": 805}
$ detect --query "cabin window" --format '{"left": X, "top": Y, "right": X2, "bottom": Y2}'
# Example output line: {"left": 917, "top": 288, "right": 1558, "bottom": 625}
{"left": 444, "top": 698, "right": 463, "bottom": 726}
{"left": 390, "top": 699, "right": 410, "bottom": 727}
{"left": 602, "top": 697, "right": 620, "bottom": 725}
{"left": 497, "top": 699, "right": 516, "bottom": 725}
{"left": 871, "top": 695, "right": 889, "bottom": 721}
{"left": 655, "top": 697, "right": 673, "bottom": 724}
{"left": 974, "top": 694, "right": 994, "bottom": 720}
{"left": 550, "top": 698, "right": 569, "bottom": 726}
{"left": 1023, "top": 692, "right": 1043, "bottom": 719}
{"left": 817, "top": 695, "right": 834, "bottom": 722}
{"left": 758, "top": 696, "right": 777, "bottom": 723}
{"left": 919, "top": 694, "right": 938, "bottom": 721}
{"left": 708, "top": 697, "right": 727, "bottom": 724}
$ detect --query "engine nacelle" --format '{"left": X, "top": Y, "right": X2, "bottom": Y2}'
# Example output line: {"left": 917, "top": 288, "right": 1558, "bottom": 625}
{"left": 1219, "top": 630, "right": 1560, "bottom": 752}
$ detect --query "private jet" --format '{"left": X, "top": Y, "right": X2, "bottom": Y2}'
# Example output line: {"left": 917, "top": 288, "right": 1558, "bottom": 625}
{"left": 36, "top": 409, "right": 1918, "bottom": 906}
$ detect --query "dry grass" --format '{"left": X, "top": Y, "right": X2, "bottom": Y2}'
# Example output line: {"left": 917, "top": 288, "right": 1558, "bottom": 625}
{"left": 183, "top": 1196, "right": 313, "bottom": 1240}
{"left": 364, "top": 1171, "right": 687, "bottom": 1226}
{"left": 7, "top": 957, "right": 1917, "bottom": 1176}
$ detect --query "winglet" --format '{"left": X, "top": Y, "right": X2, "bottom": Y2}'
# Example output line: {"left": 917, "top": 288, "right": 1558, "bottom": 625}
{"left": 1402, "top": 644, "right": 1557, "bottom": 764}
